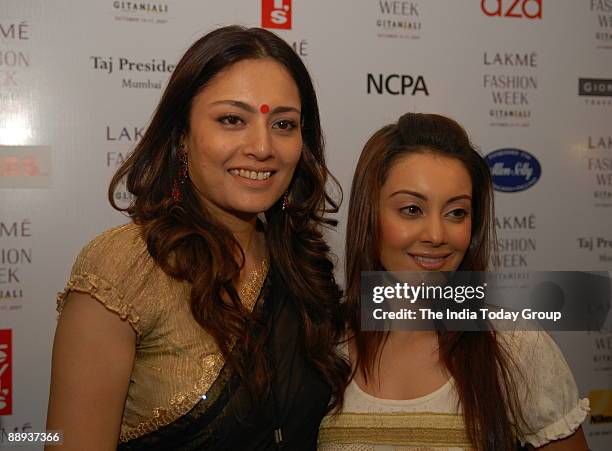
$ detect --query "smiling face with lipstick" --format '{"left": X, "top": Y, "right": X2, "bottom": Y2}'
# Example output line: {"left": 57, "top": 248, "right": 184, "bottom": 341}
{"left": 378, "top": 151, "right": 472, "bottom": 273}
{"left": 184, "top": 58, "right": 303, "bottom": 217}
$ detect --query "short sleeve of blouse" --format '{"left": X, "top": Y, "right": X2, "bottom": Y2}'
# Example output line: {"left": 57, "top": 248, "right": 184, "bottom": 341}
{"left": 503, "top": 330, "right": 590, "bottom": 447}
{"left": 56, "top": 223, "right": 155, "bottom": 338}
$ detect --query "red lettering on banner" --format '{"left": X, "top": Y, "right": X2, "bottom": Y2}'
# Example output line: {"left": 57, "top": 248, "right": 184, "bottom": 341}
{"left": 0, "top": 155, "right": 41, "bottom": 177}
{"left": 261, "top": 0, "right": 292, "bottom": 29}
{"left": 507, "top": 0, "right": 522, "bottom": 17}
{"left": 481, "top": 0, "right": 542, "bottom": 19}
{"left": 0, "top": 330, "right": 12, "bottom": 416}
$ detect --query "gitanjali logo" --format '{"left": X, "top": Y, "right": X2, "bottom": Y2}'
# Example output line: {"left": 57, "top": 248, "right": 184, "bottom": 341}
{"left": 262, "top": 0, "right": 292, "bottom": 29}
{"left": 112, "top": 1, "right": 168, "bottom": 13}
{"left": 481, "top": 0, "right": 542, "bottom": 19}
{"left": 0, "top": 330, "right": 12, "bottom": 416}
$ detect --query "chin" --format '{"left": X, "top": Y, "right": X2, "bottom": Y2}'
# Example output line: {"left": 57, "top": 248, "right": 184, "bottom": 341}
{"left": 230, "top": 199, "right": 277, "bottom": 215}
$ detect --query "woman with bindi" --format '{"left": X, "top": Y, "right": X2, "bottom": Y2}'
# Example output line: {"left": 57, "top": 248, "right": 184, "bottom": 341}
{"left": 47, "top": 26, "right": 349, "bottom": 450}
{"left": 318, "top": 113, "right": 589, "bottom": 451}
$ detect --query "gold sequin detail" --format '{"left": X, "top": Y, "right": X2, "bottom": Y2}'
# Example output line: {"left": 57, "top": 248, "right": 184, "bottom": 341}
{"left": 119, "top": 258, "right": 269, "bottom": 442}
{"left": 318, "top": 412, "right": 471, "bottom": 448}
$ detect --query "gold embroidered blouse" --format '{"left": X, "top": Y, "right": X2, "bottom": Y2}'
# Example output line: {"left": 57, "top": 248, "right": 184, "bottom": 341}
{"left": 56, "top": 223, "right": 269, "bottom": 442}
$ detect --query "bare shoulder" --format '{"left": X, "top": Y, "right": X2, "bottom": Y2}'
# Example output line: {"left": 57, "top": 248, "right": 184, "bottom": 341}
{"left": 56, "top": 290, "right": 136, "bottom": 342}
{"left": 47, "top": 290, "right": 136, "bottom": 450}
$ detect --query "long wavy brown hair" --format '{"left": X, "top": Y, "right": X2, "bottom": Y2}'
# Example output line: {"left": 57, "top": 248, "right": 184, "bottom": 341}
{"left": 109, "top": 26, "right": 349, "bottom": 410}
{"left": 345, "top": 113, "right": 526, "bottom": 450}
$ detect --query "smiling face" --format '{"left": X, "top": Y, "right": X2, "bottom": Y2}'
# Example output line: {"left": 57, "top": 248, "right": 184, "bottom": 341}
{"left": 378, "top": 152, "right": 473, "bottom": 272}
{"left": 184, "top": 58, "right": 302, "bottom": 219}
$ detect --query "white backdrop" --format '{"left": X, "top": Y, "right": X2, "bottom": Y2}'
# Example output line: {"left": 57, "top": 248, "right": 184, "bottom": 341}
{"left": 0, "top": 1, "right": 611, "bottom": 449}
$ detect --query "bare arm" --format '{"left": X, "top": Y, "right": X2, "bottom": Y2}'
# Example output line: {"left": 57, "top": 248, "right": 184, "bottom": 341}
{"left": 529, "top": 427, "right": 589, "bottom": 451}
{"left": 46, "top": 292, "right": 136, "bottom": 450}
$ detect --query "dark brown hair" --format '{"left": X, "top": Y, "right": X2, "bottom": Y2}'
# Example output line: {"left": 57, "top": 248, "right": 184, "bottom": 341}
{"left": 109, "top": 26, "right": 349, "bottom": 409}
{"left": 345, "top": 113, "right": 525, "bottom": 450}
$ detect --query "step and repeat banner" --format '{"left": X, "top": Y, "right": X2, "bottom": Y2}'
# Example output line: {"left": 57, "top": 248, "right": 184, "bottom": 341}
{"left": 0, "top": 0, "right": 611, "bottom": 449}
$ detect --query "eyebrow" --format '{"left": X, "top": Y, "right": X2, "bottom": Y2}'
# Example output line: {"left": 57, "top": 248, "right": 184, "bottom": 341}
{"left": 389, "top": 190, "right": 472, "bottom": 203}
{"left": 210, "top": 100, "right": 301, "bottom": 115}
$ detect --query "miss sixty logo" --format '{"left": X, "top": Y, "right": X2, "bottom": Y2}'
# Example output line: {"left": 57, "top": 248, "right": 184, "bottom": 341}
{"left": 0, "top": 330, "right": 12, "bottom": 415}
{"left": 262, "top": 0, "right": 292, "bottom": 29}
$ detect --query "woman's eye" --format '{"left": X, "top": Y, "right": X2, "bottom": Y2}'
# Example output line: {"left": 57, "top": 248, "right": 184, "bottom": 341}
{"left": 400, "top": 205, "right": 422, "bottom": 217}
{"left": 219, "top": 115, "right": 243, "bottom": 126}
{"left": 447, "top": 208, "right": 468, "bottom": 220}
{"left": 273, "top": 119, "right": 297, "bottom": 131}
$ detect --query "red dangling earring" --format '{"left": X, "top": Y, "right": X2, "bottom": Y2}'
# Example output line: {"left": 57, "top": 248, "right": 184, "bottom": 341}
{"left": 172, "top": 144, "right": 188, "bottom": 202}
{"left": 281, "top": 191, "right": 289, "bottom": 211}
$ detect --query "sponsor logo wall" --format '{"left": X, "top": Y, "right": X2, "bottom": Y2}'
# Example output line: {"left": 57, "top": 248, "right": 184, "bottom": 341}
{"left": 480, "top": 0, "right": 543, "bottom": 19}
{"left": 375, "top": 0, "right": 422, "bottom": 40}
{"left": 482, "top": 52, "right": 538, "bottom": 127}
{"left": 0, "top": 0, "right": 610, "bottom": 449}
{"left": 0, "top": 220, "right": 31, "bottom": 309}
{"left": 0, "top": 21, "right": 30, "bottom": 96}
{"left": 590, "top": 0, "right": 612, "bottom": 49}
{"left": 580, "top": 135, "right": 612, "bottom": 209}
{"left": 0, "top": 19, "right": 35, "bottom": 147}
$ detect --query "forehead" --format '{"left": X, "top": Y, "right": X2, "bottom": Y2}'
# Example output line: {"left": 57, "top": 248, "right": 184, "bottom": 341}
{"left": 382, "top": 152, "right": 472, "bottom": 198}
{"left": 194, "top": 58, "right": 301, "bottom": 106}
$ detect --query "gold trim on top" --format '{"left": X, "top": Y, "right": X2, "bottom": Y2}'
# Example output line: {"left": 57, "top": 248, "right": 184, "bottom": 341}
{"left": 120, "top": 258, "right": 269, "bottom": 442}
{"left": 238, "top": 258, "right": 270, "bottom": 311}
{"left": 318, "top": 412, "right": 471, "bottom": 448}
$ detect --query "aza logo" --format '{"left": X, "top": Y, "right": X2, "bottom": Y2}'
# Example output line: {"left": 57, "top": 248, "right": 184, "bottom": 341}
{"left": 481, "top": 0, "right": 542, "bottom": 19}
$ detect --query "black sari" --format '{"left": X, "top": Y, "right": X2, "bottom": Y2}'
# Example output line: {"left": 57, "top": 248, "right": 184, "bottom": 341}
{"left": 118, "top": 269, "right": 331, "bottom": 451}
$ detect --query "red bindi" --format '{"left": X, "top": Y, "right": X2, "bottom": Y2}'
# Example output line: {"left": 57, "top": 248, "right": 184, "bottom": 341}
{"left": 259, "top": 104, "right": 270, "bottom": 114}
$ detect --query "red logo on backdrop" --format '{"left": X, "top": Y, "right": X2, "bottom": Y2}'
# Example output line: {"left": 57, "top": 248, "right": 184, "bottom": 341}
{"left": 481, "top": 0, "right": 542, "bottom": 19}
{"left": 0, "top": 155, "right": 42, "bottom": 176}
{"left": 262, "top": 0, "right": 292, "bottom": 29}
{"left": 0, "top": 330, "right": 12, "bottom": 415}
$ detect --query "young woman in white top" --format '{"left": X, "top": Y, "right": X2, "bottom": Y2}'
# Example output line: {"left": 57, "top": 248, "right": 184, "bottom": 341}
{"left": 318, "top": 113, "right": 589, "bottom": 451}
